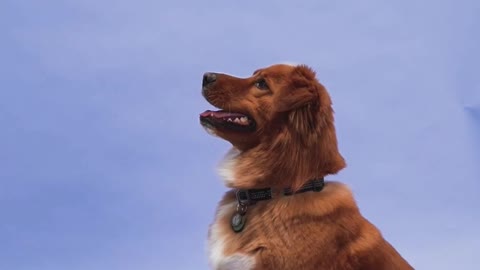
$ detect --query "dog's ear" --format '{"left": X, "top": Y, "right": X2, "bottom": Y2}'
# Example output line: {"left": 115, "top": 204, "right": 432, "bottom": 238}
{"left": 275, "top": 89, "right": 315, "bottom": 112}
{"left": 287, "top": 66, "right": 346, "bottom": 181}
{"left": 275, "top": 65, "right": 322, "bottom": 135}
{"left": 275, "top": 65, "right": 318, "bottom": 112}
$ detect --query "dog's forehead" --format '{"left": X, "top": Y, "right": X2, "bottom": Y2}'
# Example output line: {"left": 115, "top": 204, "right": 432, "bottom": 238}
{"left": 253, "top": 64, "right": 296, "bottom": 76}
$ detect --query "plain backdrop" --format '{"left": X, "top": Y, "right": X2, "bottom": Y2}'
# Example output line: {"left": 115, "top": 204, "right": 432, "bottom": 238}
{"left": 1, "top": 0, "right": 479, "bottom": 269}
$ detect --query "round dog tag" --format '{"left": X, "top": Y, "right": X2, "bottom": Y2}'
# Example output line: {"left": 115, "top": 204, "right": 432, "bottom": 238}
{"left": 231, "top": 212, "right": 246, "bottom": 233}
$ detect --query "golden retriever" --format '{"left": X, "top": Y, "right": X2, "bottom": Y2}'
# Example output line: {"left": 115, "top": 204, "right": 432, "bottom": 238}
{"left": 199, "top": 64, "right": 413, "bottom": 270}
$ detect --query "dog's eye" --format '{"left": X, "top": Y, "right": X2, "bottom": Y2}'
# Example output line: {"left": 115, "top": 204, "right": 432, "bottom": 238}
{"left": 254, "top": 79, "right": 269, "bottom": 90}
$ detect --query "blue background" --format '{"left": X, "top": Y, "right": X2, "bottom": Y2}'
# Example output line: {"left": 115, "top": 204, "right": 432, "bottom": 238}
{"left": 1, "top": 0, "right": 479, "bottom": 269}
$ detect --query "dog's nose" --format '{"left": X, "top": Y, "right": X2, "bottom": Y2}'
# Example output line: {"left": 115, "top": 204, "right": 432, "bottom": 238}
{"left": 202, "top": 72, "right": 217, "bottom": 88}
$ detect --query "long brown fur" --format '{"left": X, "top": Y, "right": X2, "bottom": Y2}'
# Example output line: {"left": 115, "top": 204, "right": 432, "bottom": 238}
{"left": 201, "top": 64, "right": 413, "bottom": 270}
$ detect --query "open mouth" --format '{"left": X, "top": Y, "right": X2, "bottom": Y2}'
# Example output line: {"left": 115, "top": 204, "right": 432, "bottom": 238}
{"left": 199, "top": 110, "right": 256, "bottom": 132}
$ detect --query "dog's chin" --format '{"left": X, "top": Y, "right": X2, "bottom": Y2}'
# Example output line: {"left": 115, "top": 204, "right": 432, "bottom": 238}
{"left": 199, "top": 110, "right": 256, "bottom": 134}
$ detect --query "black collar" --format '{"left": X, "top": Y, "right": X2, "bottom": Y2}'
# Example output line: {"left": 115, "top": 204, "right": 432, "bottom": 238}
{"left": 235, "top": 178, "right": 325, "bottom": 205}
{"left": 230, "top": 178, "right": 325, "bottom": 233}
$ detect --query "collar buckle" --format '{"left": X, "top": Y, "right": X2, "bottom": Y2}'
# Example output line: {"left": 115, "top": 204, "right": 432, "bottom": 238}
{"left": 236, "top": 189, "right": 250, "bottom": 206}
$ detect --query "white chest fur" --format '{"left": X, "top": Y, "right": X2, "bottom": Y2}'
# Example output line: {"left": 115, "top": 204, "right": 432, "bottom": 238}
{"left": 207, "top": 202, "right": 255, "bottom": 270}
{"left": 217, "top": 148, "right": 239, "bottom": 185}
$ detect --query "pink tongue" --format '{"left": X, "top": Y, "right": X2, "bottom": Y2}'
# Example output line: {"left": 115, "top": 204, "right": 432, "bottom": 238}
{"left": 200, "top": 110, "right": 246, "bottom": 118}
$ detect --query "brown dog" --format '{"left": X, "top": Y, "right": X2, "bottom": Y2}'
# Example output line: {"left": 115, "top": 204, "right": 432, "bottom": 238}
{"left": 199, "top": 64, "right": 413, "bottom": 270}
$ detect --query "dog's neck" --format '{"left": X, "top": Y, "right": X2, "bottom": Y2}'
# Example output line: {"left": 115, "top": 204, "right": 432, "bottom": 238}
{"left": 218, "top": 144, "right": 343, "bottom": 191}
{"left": 218, "top": 150, "right": 322, "bottom": 191}
{"left": 218, "top": 114, "right": 346, "bottom": 190}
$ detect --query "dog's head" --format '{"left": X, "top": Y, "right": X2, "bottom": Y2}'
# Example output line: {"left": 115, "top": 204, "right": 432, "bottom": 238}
{"left": 200, "top": 64, "right": 345, "bottom": 189}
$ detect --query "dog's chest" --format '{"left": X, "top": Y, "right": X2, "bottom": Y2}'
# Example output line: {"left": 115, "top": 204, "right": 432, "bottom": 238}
{"left": 207, "top": 202, "right": 256, "bottom": 270}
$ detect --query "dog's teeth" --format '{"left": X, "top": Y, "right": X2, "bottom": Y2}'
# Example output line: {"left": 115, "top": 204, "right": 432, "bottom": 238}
{"left": 233, "top": 118, "right": 241, "bottom": 124}
{"left": 240, "top": 117, "right": 248, "bottom": 123}
{"left": 227, "top": 118, "right": 233, "bottom": 122}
